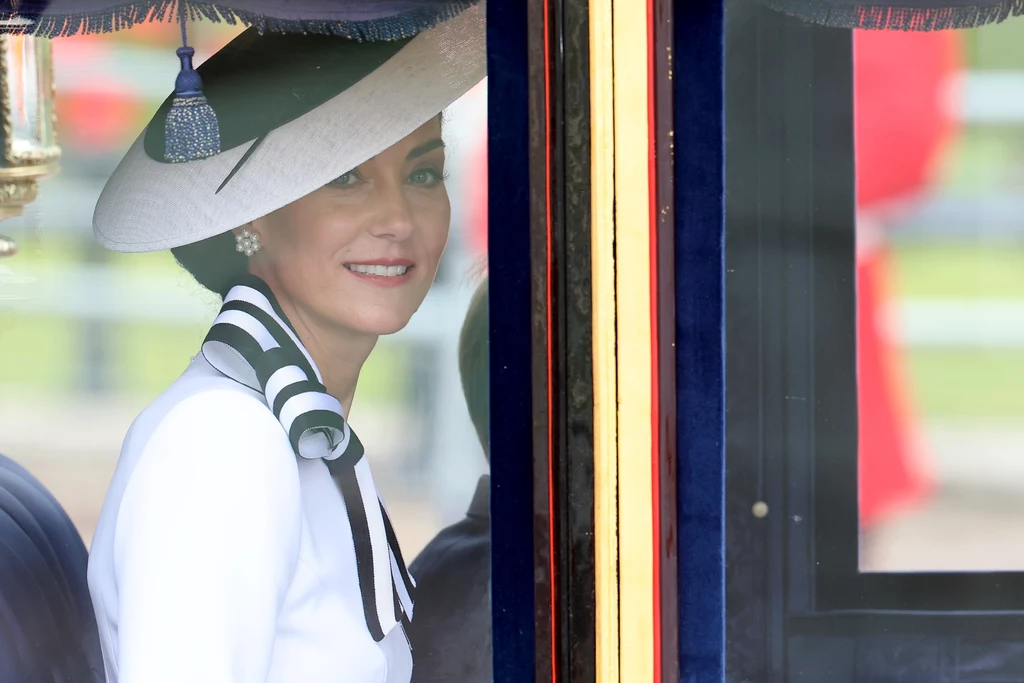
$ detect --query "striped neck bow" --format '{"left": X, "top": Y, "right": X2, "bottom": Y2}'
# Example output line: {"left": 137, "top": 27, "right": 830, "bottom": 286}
{"left": 201, "top": 275, "right": 415, "bottom": 642}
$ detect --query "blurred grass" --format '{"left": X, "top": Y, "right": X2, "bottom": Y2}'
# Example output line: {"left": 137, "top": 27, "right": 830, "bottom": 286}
{"left": 938, "top": 127, "right": 1024, "bottom": 197}
{"left": 891, "top": 242, "right": 1024, "bottom": 299}
{"left": 891, "top": 242, "right": 1024, "bottom": 419}
{"left": 2, "top": 240, "right": 1024, "bottom": 419}
{"left": 0, "top": 242, "right": 408, "bottom": 404}
{"left": 905, "top": 348, "right": 1024, "bottom": 419}
{"left": 6, "top": 238, "right": 1024, "bottom": 419}
{"left": 964, "top": 20, "right": 1024, "bottom": 71}
{"left": 0, "top": 315, "right": 76, "bottom": 388}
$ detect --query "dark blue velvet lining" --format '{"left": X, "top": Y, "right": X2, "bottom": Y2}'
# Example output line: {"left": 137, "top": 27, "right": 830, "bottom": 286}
{"left": 674, "top": 0, "right": 726, "bottom": 681}
{"left": 0, "top": 454, "right": 102, "bottom": 682}
{"left": 486, "top": 1, "right": 534, "bottom": 681}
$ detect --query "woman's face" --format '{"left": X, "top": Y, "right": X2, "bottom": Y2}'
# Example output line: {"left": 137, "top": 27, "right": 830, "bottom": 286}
{"left": 246, "top": 118, "right": 450, "bottom": 337}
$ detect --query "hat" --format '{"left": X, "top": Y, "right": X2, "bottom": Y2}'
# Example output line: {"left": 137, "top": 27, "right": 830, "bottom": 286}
{"left": 92, "top": 1, "right": 484, "bottom": 253}
{"left": 757, "top": 0, "right": 1021, "bottom": 30}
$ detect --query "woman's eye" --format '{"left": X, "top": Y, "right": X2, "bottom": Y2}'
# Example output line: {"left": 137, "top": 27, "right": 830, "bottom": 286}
{"left": 408, "top": 168, "right": 444, "bottom": 187}
{"left": 329, "top": 170, "right": 360, "bottom": 187}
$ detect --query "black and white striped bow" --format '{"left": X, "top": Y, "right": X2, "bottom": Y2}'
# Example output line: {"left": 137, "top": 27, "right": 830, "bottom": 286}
{"left": 201, "top": 275, "right": 415, "bottom": 642}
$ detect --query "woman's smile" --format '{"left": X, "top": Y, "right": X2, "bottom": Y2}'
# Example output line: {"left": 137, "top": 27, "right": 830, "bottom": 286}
{"left": 343, "top": 258, "right": 417, "bottom": 287}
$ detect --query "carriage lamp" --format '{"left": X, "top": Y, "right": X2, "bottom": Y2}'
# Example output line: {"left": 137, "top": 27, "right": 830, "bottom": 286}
{"left": 0, "top": 26, "right": 59, "bottom": 258}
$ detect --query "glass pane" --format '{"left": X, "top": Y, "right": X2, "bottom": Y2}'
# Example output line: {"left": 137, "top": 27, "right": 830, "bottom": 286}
{"left": 857, "top": 22, "right": 1024, "bottom": 571}
{"left": 0, "top": 18, "right": 493, "bottom": 681}
{"left": 7, "top": 36, "right": 40, "bottom": 153}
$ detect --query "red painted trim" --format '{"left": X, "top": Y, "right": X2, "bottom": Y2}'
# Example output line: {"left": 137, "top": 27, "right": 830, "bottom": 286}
{"left": 647, "top": 0, "right": 662, "bottom": 680}
{"left": 543, "top": 2, "right": 559, "bottom": 681}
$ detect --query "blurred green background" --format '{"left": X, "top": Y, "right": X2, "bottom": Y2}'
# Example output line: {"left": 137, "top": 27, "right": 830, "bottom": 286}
{"left": 888, "top": 21, "right": 1024, "bottom": 421}
{"left": 3, "top": 19, "right": 1024, "bottom": 420}
{"left": 0, "top": 245, "right": 407, "bottom": 406}
{"left": 894, "top": 243, "right": 1024, "bottom": 418}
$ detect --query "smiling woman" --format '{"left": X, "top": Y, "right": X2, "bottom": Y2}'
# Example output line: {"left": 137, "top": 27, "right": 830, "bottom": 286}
{"left": 81, "top": 6, "right": 485, "bottom": 683}
{"left": 244, "top": 119, "right": 450, "bottom": 345}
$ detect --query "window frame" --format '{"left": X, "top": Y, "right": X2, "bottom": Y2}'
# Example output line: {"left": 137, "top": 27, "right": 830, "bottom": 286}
{"left": 488, "top": 1, "right": 600, "bottom": 680}
{"left": 486, "top": 1, "right": 538, "bottom": 680}
{"left": 724, "top": 6, "right": 1024, "bottom": 680}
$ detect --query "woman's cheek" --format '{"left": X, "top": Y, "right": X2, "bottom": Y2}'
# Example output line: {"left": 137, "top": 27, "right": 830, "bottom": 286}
{"left": 433, "top": 210, "right": 452, "bottom": 257}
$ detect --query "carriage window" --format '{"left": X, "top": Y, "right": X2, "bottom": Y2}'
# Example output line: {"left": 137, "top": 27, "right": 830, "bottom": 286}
{"left": 727, "top": 2, "right": 1024, "bottom": 680}
{"left": 726, "top": 0, "right": 1024, "bottom": 619}
{"left": 856, "top": 21, "right": 1024, "bottom": 572}
{"left": 0, "top": 17, "right": 503, "bottom": 681}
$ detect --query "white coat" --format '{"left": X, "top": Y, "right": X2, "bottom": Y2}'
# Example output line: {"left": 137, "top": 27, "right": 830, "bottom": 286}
{"left": 87, "top": 354, "right": 413, "bottom": 683}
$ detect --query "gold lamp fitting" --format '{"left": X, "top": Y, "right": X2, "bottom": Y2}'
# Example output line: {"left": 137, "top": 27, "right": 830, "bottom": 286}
{"left": 0, "top": 30, "right": 60, "bottom": 258}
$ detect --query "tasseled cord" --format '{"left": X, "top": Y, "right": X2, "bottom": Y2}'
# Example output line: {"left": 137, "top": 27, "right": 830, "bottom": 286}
{"left": 164, "top": 2, "right": 221, "bottom": 163}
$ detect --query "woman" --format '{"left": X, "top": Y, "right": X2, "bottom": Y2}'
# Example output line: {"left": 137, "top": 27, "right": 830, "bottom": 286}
{"left": 86, "top": 6, "right": 484, "bottom": 683}
{"left": 0, "top": 454, "right": 103, "bottom": 682}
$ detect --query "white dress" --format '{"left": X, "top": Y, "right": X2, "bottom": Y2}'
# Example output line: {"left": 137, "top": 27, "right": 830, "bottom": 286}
{"left": 87, "top": 355, "right": 413, "bottom": 683}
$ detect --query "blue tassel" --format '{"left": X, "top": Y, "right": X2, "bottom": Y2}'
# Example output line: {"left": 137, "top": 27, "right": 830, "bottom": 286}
{"left": 164, "top": 45, "right": 221, "bottom": 163}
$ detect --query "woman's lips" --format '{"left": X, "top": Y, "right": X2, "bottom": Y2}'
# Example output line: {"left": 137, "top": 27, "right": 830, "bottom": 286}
{"left": 343, "top": 261, "right": 415, "bottom": 287}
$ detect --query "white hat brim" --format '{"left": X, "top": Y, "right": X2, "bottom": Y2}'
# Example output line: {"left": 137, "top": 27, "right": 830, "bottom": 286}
{"left": 93, "top": 3, "right": 485, "bottom": 253}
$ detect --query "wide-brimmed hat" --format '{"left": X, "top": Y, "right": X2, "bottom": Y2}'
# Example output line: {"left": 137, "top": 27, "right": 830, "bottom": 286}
{"left": 92, "top": 1, "right": 484, "bottom": 253}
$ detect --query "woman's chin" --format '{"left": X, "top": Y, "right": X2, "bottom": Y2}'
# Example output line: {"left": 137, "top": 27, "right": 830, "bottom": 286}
{"left": 349, "top": 314, "right": 414, "bottom": 337}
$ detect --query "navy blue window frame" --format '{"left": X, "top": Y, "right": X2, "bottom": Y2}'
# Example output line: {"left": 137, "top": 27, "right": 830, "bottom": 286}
{"left": 727, "top": 2, "right": 1024, "bottom": 681}
{"left": 487, "top": 1, "right": 535, "bottom": 681}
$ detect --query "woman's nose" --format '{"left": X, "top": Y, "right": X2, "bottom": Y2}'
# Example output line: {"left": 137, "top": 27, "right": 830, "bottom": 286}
{"left": 368, "top": 185, "right": 416, "bottom": 241}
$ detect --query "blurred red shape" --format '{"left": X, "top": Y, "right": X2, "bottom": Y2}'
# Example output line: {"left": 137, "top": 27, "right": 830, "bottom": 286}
{"left": 855, "top": 29, "right": 961, "bottom": 211}
{"left": 855, "top": 29, "right": 962, "bottom": 528}
{"left": 56, "top": 88, "right": 145, "bottom": 152}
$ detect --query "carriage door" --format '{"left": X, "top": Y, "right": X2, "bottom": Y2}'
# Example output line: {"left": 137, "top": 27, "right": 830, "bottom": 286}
{"left": 726, "top": 2, "right": 1024, "bottom": 680}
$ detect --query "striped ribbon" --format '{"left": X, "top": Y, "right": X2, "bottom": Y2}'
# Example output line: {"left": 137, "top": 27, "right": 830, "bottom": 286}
{"left": 201, "top": 274, "right": 415, "bottom": 642}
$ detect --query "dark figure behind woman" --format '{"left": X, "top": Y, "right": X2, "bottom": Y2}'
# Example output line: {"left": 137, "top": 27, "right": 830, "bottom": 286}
{"left": 0, "top": 453, "right": 103, "bottom": 682}
{"left": 409, "top": 277, "right": 491, "bottom": 682}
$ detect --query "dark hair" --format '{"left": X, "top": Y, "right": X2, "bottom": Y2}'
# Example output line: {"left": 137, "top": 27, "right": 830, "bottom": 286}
{"left": 0, "top": 454, "right": 103, "bottom": 682}
{"left": 172, "top": 231, "right": 249, "bottom": 298}
{"left": 458, "top": 277, "right": 489, "bottom": 460}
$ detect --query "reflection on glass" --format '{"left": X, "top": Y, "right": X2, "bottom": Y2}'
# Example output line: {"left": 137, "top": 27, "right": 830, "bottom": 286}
{"left": 3, "top": 35, "right": 55, "bottom": 157}
{"left": 858, "top": 22, "right": 1024, "bottom": 572}
{"left": 8, "top": 36, "right": 39, "bottom": 154}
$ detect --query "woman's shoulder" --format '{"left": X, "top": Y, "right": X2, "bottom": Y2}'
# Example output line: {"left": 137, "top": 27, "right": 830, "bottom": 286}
{"left": 91, "top": 356, "right": 303, "bottom": 585}
{"left": 119, "top": 357, "right": 297, "bottom": 488}
{"left": 135, "top": 356, "right": 276, "bottom": 433}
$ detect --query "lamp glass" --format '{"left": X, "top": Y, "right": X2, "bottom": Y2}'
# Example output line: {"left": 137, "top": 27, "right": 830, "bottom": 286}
{"left": 4, "top": 35, "right": 55, "bottom": 160}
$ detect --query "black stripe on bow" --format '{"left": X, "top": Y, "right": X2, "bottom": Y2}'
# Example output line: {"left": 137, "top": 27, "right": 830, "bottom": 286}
{"left": 333, "top": 463, "right": 384, "bottom": 642}
{"left": 205, "top": 320, "right": 265, "bottom": 370}
{"left": 392, "top": 579, "right": 404, "bottom": 631}
{"left": 290, "top": 409, "right": 364, "bottom": 469}
{"left": 270, "top": 380, "right": 328, "bottom": 419}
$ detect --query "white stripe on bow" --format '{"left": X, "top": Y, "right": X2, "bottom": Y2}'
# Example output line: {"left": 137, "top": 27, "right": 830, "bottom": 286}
{"left": 355, "top": 456, "right": 401, "bottom": 635}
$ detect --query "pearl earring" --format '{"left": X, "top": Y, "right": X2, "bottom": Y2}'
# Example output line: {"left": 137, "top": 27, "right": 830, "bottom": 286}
{"left": 235, "top": 229, "right": 260, "bottom": 257}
